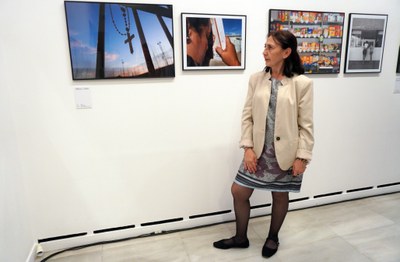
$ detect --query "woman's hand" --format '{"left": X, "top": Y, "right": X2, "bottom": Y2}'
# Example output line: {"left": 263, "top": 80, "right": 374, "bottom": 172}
{"left": 243, "top": 148, "right": 257, "bottom": 173}
{"left": 292, "top": 158, "right": 307, "bottom": 176}
{"left": 215, "top": 36, "right": 240, "bottom": 66}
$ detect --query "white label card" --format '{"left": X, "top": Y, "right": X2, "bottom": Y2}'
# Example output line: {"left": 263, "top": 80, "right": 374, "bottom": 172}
{"left": 74, "top": 87, "right": 92, "bottom": 109}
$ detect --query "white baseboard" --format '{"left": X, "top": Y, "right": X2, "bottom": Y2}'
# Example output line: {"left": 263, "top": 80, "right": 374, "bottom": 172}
{"left": 33, "top": 185, "right": 400, "bottom": 258}
{"left": 26, "top": 243, "right": 37, "bottom": 262}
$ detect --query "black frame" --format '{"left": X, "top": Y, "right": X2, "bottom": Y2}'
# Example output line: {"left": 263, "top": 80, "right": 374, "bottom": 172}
{"left": 64, "top": 1, "right": 175, "bottom": 80}
{"left": 268, "top": 9, "right": 345, "bottom": 74}
{"left": 396, "top": 46, "right": 400, "bottom": 73}
{"left": 344, "top": 13, "right": 388, "bottom": 74}
{"left": 181, "top": 13, "right": 246, "bottom": 71}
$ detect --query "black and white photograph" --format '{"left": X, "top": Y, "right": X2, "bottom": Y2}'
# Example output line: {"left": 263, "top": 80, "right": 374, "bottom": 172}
{"left": 181, "top": 13, "right": 246, "bottom": 70}
{"left": 344, "top": 13, "right": 388, "bottom": 73}
{"left": 397, "top": 46, "right": 400, "bottom": 73}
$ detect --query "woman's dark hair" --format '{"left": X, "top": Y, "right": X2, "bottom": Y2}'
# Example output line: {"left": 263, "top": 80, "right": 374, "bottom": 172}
{"left": 265, "top": 30, "right": 304, "bottom": 77}
{"left": 186, "top": 18, "right": 210, "bottom": 44}
{"left": 186, "top": 17, "right": 213, "bottom": 66}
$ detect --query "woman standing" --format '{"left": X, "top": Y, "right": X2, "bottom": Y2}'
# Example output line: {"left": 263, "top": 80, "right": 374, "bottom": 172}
{"left": 213, "top": 30, "right": 314, "bottom": 258}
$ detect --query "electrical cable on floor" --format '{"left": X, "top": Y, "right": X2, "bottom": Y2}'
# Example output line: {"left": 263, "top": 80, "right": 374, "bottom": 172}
{"left": 39, "top": 192, "right": 399, "bottom": 260}
{"left": 38, "top": 222, "right": 229, "bottom": 261}
{"left": 39, "top": 232, "right": 159, "bottom": 262}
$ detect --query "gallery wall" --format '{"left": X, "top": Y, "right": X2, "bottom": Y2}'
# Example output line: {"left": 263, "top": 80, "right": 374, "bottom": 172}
{"left": 1, "top": 0, "right": 400, "bottom": 261}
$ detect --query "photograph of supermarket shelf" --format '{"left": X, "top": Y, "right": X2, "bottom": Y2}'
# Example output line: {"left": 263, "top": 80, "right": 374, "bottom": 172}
{"left": 269, "top": 9, "right": 344, "bottom": 74}
{"left": 344, "top": 13, "right": 388, "bottom": 73}
{"left": 181, "top": 13, "right": 246, "bottom": 70}
{"left": 64, "top": 1, "right": 174, "bottom": 80}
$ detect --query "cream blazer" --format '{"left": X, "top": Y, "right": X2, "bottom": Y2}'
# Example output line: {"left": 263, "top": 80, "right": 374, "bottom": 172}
{"left": 239, "top": 71, "right": 314, "bottom": 170}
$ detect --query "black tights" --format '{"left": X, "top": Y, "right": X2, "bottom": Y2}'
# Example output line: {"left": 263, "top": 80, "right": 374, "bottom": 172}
{"left": 231, "top": 183, "right": 289, "bottom": 248}
{"left": 266, "top": 191, "right": 289, "bottom": 248}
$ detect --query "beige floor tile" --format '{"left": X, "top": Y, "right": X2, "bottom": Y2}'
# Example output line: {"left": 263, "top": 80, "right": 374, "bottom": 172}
{"left": 102, "top": 234, "right": 189, "bottom": 262}
{"left": 276, "top": 236, "right": 372, "bottom": 262}
{"left": 328, "top": 210, "right": 394, "bottom": 236}
{"left": 359, "top": 193, "right": 400, "bottom": 224}
{"left": 226, "top": 254, "right": 282, "bottom": 262}
{"left": 37, "top": 246, "right": 102, "bottom": 262}
{"left": 102, "top": 232, "right": 178, "bottom": 250}
{"left": 341, "top": 224, "right": 400, "bottom": 262}
{"left": 303, "top": 199, "right": 395, "bottom": 236}
{"left": 181, "top": 221, "right": 266, "bottom": 262}
{"left": 248, "top": 215, "right": 270, "bottom": 239}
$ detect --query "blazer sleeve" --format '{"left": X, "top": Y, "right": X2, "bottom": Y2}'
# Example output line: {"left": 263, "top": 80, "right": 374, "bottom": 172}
{"left": 296, "top": 76, "right": 314, "bottom": 161}
{"left": 239, "top": 75, "right": 256, "bottom": 148}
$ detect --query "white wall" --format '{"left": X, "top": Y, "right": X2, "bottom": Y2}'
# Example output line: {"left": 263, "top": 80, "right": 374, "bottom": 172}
{"left": 0, "top": 93, "right": 35, "bottom": 261}
{"left": 1, "top": 0, "right": 400, "bottom": 260}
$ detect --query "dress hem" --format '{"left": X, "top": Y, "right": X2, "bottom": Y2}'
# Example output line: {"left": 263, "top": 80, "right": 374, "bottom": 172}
{"left": 234, "top": 180, "right": 301, "bottom": 193}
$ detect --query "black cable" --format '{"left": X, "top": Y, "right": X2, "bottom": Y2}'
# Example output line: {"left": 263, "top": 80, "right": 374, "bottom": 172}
{"left": 38, "top": 219, "right": 235, "bottom": 261}
{"left": 38, "top": 219, "right": 240, "bottom": 261}
{"left": 39, "top": 232, "right": 157, "bottom": 262}
{"left": 39, "top": 192, "right": 400, "bottom": 260}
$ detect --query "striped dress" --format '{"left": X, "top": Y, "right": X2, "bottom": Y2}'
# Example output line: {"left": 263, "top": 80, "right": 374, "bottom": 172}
{"left": 234, "top": 78, "right": 303, "bottom": 192}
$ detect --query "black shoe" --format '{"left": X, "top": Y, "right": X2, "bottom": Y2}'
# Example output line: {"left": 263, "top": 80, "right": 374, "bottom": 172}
{"left": 213, "top": 237, "right": 249, "bottom": 249}
{"left": 262, "top": 237, "right": 279, "bottom": 258}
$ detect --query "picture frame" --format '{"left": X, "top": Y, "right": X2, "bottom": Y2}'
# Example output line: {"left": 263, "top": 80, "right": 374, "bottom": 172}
{"left": 64, "top": 1, "right": 175, "bottom": 80}
{"left": 268, "top": 9, "right": 345, "bottom": 74}
{"left": 181, "top": 13, "right": 246, "bottom": 70}
{"left": 344, "top": 13, "right": 388, "bottom": 73}
{"left": 396, "top": 46, "right": 400, "bottom": 73}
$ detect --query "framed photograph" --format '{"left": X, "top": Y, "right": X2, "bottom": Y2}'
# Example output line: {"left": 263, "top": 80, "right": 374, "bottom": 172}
{"left": 64, "top": 1, "right": 175, "bottom": 80}
{"left": 396, "top": 46, "right": 400, "bottom": 73}
{"left": 269, "top": 9, "right": 345, "bottom": 74}
{"left": 344, "top": 13, "right": 388, "bottom": 73}
{"left": 181, "top": 13, "right": 246, "bottom": 70}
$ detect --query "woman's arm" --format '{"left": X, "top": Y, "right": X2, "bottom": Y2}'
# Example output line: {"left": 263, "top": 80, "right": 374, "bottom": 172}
{"left": 239, "top": 77, "right": 256, "bottom": 148}
{"left": 296, "top": 77, "right": 314, "bottom": 162}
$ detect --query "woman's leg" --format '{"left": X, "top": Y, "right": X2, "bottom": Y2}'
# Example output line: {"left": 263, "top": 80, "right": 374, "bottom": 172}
{"left": 265, "top": 191, "right": 289, "bottom": 248}
{"left": 231, "top": 182, "right": 254, "bottom": 241}
{"left": 213, "top": 182, "right": 253, "bottom": 248}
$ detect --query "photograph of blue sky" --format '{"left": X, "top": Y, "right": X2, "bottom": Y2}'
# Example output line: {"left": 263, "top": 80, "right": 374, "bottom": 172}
{"left": 222, "top": 18, "right": 242, "bottom": 37}
{"left": 65, "top": 2, "right": 174, "bottom": 79}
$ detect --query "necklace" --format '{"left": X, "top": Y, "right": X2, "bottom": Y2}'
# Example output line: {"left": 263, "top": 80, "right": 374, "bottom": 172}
{"left": 109, "top": 4, "right": 135, "bottom": 54}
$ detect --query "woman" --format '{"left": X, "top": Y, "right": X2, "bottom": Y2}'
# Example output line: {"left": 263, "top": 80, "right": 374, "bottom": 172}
{"left": 186, "top": 17, "right": 240, "bottom": 67}
{"left": 369, "top": 41, "right": 374, "bottom": 61}
{"left": 186, "top": 17, "right": 214, "bottom": 66}
{"left": 213, "top": 30, "right": 314, "bottom": 258}
{"left": 362, "top": 41, "right": 369, "bottom": 61}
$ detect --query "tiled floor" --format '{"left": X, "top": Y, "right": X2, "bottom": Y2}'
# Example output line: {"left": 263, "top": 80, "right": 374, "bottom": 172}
{"left": 36, "top": 192, "right": 400, "bottom": 262}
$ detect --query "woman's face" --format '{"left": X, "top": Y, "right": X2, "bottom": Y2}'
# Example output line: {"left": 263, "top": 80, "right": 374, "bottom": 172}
{"left": 187, "top": 22, "right": 212, "bottom": 64}
{"left": 263, "top": 36, "right": 290, "bottom": 70}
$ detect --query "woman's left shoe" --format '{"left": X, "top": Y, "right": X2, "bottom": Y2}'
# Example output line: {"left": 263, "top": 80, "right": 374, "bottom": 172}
{"left": 213, "top": 236, "right": 249, "bottom": 249}
{"left": 262, "top": 236, "right": 279, "bottom": 258}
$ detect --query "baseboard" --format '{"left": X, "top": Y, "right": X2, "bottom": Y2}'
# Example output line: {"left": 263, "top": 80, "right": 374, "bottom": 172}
{"left": 34, "top": 185, "right": 400, "bottom": 257}
{"left": 26, "top": 243, "right": 37, "bottom": 262}
{"left": 37, "top": 212, "right": 236, "bottom": 252}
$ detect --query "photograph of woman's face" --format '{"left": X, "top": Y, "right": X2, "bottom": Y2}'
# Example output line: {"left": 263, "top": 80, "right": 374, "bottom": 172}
{"left": 186, "top": 19, "right": 212, "bottom": 66}
{"left": 182, "top": 14, "right": 246, "bottom": 70}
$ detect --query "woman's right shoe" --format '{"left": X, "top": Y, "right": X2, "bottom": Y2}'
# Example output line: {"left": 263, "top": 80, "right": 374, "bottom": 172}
{"left": 262, "top": 236, "right": 279, "bottom": 258}
{"left": 213, "top": 237, "right": 249, "bottom": 249}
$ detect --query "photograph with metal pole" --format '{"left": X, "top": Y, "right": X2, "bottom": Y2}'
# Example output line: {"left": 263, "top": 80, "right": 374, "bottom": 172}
{"left": 64, "top": 1, "right": 175, "bottom": 80}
